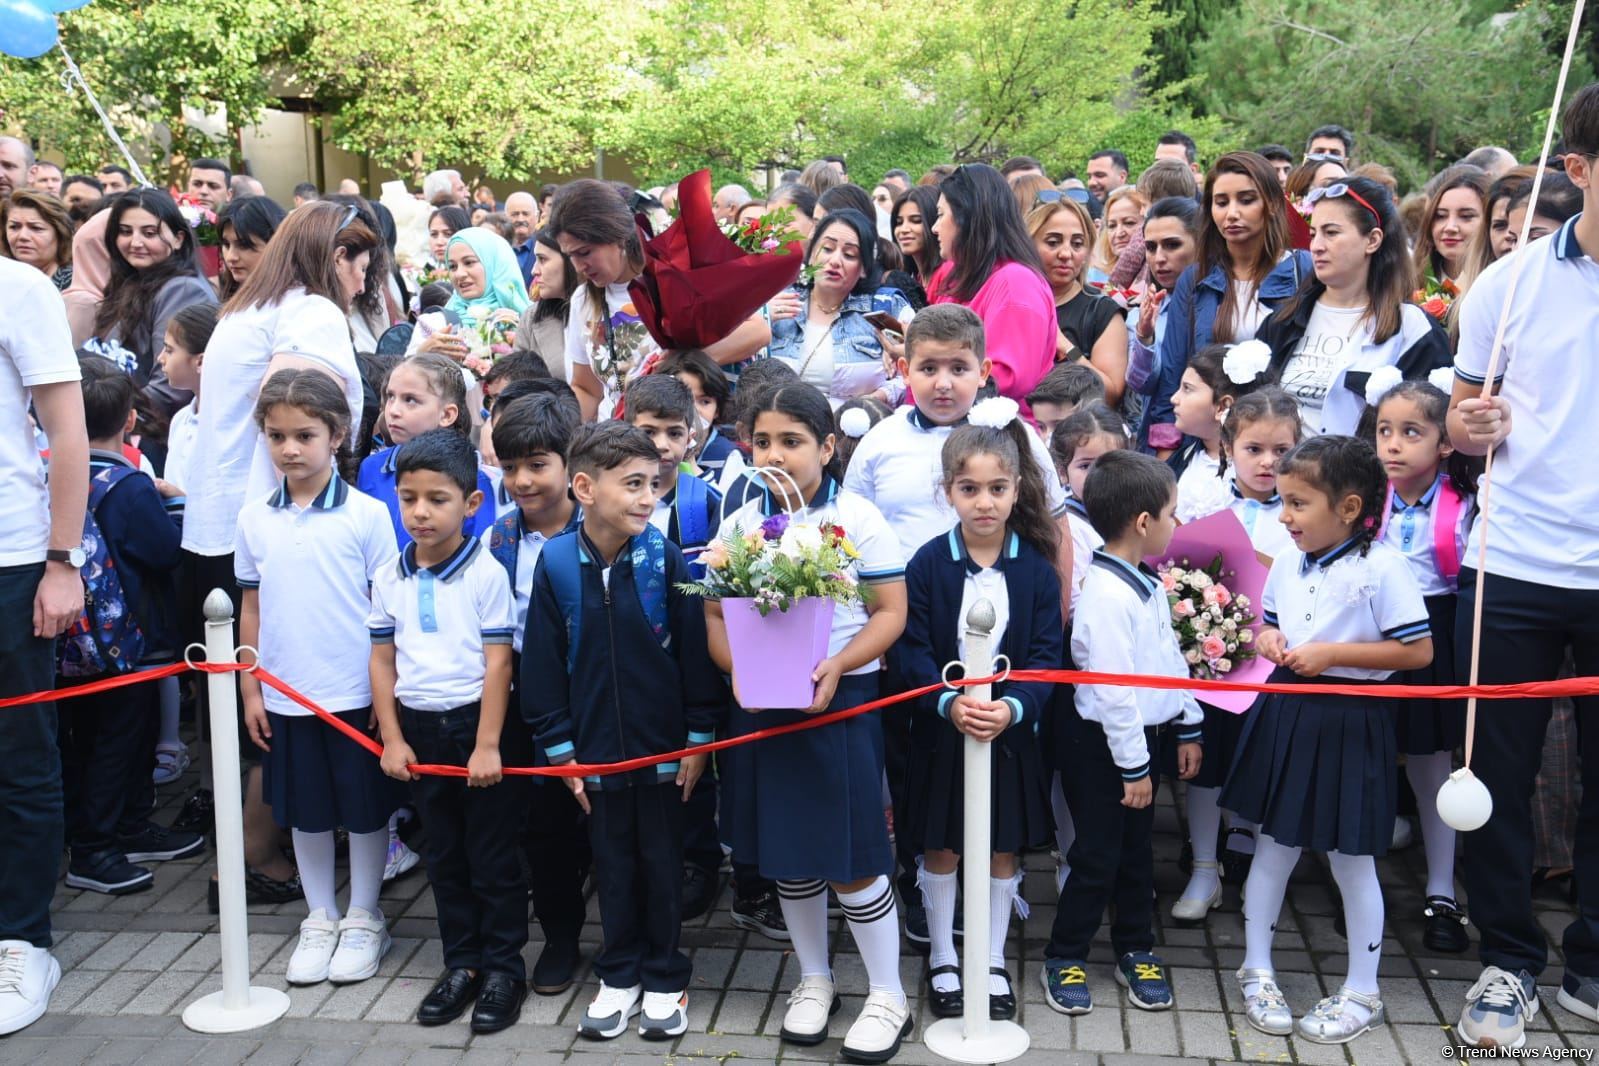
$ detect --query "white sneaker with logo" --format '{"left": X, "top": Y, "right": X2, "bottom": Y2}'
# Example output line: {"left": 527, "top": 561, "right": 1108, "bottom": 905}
{"left": 328, "top": 908, "right": 391, "bottom": 983}
{"left": 285, "top": 909, "right": 341, "bottom": 985}
{"left": 0, "top": 942, "right": 59, "bottom": 1036}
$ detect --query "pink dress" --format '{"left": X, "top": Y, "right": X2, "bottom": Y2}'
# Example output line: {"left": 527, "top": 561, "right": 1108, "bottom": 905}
{"left": 928, "top": 259, "right": 1057, "bottom": 419}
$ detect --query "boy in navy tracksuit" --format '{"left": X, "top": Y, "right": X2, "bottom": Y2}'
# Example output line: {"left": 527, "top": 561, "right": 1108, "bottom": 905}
{"left": 523, "top": 421, "right": 725, "bottom": 1042}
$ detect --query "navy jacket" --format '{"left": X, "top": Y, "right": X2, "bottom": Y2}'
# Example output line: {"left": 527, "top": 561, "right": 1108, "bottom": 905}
{"left": 522, "top": 527, "right": 725, "bottom": 790}
{"left": 87, "top": 449, "right": 183, "bottom": 658}
{"left": 894, "top": 527, "right": 1063, "bottom": 737}
{"left": 1140, "top": 250, "right": 1314, "bottom": 447}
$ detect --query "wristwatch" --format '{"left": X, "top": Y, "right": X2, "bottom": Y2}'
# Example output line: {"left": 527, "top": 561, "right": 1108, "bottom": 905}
{"left": 46, "top": 547, "right": 86, "bottom": 569}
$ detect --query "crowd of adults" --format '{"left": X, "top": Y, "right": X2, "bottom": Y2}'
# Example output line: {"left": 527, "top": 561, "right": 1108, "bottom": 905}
{"left": 1, "top": 90, "right": 1597, "bottom": 1052}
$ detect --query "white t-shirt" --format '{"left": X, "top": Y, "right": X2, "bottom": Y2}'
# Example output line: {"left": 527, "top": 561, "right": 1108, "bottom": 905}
{"left": 182, "top": 289, "right": 360, "bottom": 556}
{"left": 796, "top": 318, "right": 836, "bottom": 391}
{"left": 565, "top": 281, "right": 659, "bottom": 418}
{"left": 1230, "top": 278, "right": 1270, "bottom": 341}
{"left": 0, "top": 261, "right": 80, "bottom": 566}
{"left": 1278, "top": 302, "right": 1373, "bottom": 432}
{"left": 164, "top": 401, "right": 199, "bottom": 495}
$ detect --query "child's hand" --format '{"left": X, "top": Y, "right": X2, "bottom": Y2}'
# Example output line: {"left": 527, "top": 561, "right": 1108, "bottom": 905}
{"left": 153, "top": 478, "right": 184, "bottom": 499}
{"left": 807, "top": 658, "right": 844, "bottom": 714}
{"left": 381, "top": 740, "right": 418, "bottom": 782}
{"left": 1257, "top": 628, "right": 1288, "bottom": 665}
{"left": 1177, "top": 741, "right": 1203, "bottom": 780}
{"left": 467, "top": 744, "right": 503, "bottom": 788}
{"left": 563, "top": 774, "right": 591, "bottom": 814}
{"left": 678, "top": 752, "right": 708, "bottom": 801}
{"left": 1122, "top": 775, "right": 1153, "bottom": 809}
{"left": 1282, "top": 641, "right": 1336, "bottom": 678}
{"left": 950, "top": 695, "right": 1012, "bottom": 743}
{"left": 242, "top": 693, "right": 271, "bottom": 752}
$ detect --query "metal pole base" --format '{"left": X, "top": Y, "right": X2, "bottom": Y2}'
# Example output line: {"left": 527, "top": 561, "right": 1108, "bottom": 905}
{"left": 182, "top": 986, "right": 290, "bottom": 1034}
{"left": 924, "top": 1017, "right": 1030, "bottom": 1063}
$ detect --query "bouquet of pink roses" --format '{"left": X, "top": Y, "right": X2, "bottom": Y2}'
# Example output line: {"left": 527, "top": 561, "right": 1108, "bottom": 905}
{"left": 1157, "top": 554, "right": 1259, "bottom": 681}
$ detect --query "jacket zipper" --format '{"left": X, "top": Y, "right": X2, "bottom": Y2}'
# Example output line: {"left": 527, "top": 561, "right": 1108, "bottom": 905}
{"left": 602, "top": 572, "right": 628, "bottom": 774}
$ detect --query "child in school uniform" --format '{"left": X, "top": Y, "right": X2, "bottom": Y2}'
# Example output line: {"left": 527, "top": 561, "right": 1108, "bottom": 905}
{"left": 1027, "top": 361, "right": 1107, "bottom": 444}
{"left": 357, "top": 352, "right": 497, "bottom": 546}
{"left": 480, "top": 393, "right": 590, "bottom": 996}
{"left": 895, "top": 399, "right": 1063, "bottom": 1021}
{"left": 236, "top": 369, "right": 402, "bottom": 986}
{"left": 710, "top": 384, "right": 913, "bottom": 1063}
{"left": 1370, "top": 376, "right": 1480, "bottom": 954}
{"left": 370, "top": 430, "right": 529, "bottom": 1035}
{"left": 1220, "top": 435, "right": 1433, "bottom": 1045}
{"left": 524, "top": 421, "right": 726, "bottom": 1042}
{"left": 1042, "top": 450, "right": 1201, "bottom": 1016}
{"left": 655, "top": 349, "right": 739, "bottom": 484}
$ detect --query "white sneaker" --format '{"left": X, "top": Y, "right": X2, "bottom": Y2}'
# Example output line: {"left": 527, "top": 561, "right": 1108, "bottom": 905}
{"left": 841, "top": 989, "right": 912, "bottom": 1063}
{"left": 639, "top": 988, "right": 688, "bottom": 1039}
{"left": 578, "top": 981, "right": 641, "bottom": 1040}
{"left": 0, "top": 942, "right": 59, "bottom": 1036}
{"left": 285, "top": 909, "right": 341, "bottom": 985}
{"left": 327, "top": 908, "right": 391, "bottom": 983}
{"left": 383, "top": 832, "right": 420, "bottom": 882}
{"left": 780, "top": 974, "right": 838, "bottom": 1045}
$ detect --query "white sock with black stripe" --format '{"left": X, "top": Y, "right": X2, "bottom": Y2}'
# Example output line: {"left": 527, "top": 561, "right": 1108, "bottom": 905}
{"left": 837, "top": 876, "right": 904, "bottom": 1003}
{"left": 776, "top": 879, "right": 831, "bottom": 980}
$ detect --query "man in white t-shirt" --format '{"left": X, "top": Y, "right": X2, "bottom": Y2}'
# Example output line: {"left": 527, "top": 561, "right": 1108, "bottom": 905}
{"left": 0, "top": 257, "right": 89, "bottom": 1036}
{"left": 1449, "top": 82, "right": 1599, "bottom": 1050}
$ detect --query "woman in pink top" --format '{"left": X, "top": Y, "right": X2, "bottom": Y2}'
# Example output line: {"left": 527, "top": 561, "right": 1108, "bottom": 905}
{"left": 926, "top": 164, "right": 1057, "bottom": 417}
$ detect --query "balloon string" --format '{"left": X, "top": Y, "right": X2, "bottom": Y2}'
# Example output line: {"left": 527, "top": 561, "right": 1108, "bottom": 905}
{"left": 1461, "top": 0, "right": 1588, "bottom": 770}
{"left": 57, "top": 43, "right": 151, "bottom": 188}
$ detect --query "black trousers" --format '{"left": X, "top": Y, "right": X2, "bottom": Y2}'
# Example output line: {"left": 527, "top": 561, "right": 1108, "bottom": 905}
{"left": 588, "top": 781, "right": 691, "bottom": 991}
{"left": 521, "top": 777, "right": 588, "bottom": 945}
{"left": 1458, "top": 569, "right": 1599, "bottom": 977}
{"left": 0, "top": 563, "right": 64, "bottom": 947}
{"left": 1046, "top": 714, "right": 1171, "bottom": 962}
{"left": 58, "top": 675, "right": 157, "bottom": 858}
{"left": 403, "top": 703, "right": 531, "bottom": 980}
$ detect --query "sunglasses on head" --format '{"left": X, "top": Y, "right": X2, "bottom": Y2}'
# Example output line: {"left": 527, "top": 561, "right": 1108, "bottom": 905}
{"left": 1305, "top": 182, "right": 1381, "bottom": 223}
{"left": 337, "top": 204, "right": 360, "bottom": 232}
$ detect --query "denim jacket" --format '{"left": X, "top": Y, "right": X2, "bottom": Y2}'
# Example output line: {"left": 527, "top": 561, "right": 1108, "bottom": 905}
{"left": 768, "top": 285, "right": 913, "bottom": 405}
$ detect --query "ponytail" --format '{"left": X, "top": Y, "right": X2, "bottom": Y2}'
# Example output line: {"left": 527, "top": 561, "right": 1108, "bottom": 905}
{"left": 941, "top": 417, "right": 1060, "bottom": 560}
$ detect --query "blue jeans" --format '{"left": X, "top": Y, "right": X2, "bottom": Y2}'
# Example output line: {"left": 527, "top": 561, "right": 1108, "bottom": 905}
{"left": 0, "top": 563, "right": 64, "bottom": 947}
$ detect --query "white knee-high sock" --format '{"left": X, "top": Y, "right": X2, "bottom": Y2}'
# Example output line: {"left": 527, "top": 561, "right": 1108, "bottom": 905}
{"left": 292, "top": 829, "right": 339, "bottom": 919}
{"left": 346, "top": 828, "right": 388, "bottom": 917}
{"left": 1406, "top": 751, "right": 1458, "bottom": 901}
{"left": 777, "top": 880, "right": 831, "bottom": 980}
{"left": 1051, "top": 773, "right": 1074, "bottom": 893}
{"left": 1183, "top": 785, "right": 1224, "bottom": 902}
{"left": 837, "top": 876, "right": 904, "bottom": 1002}
{"left": 1327, "top": 850, "right": 1383, "bottom": 1011}
{"left": 1240, "top": 833, "right": 1301, "bottom": 988}
{"left": 989, "top": 874, "right": 1023, "bottom": 995}
{"left": 157, "top": 676, "right": 182, "bottom": 748}
{"left": 917, "top": 865, "right": 958, "bottom": 989}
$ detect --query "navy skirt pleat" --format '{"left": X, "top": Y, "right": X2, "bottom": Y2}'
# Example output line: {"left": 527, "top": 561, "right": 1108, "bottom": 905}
{"left": 902, "top": 697, "right": 1050, "bottom": 855}
{"left": 1393, "top": 594, "right": 1464, "bottom": 754}
{"left": 262, "top": 708, "right": 405, "bottom": 835}
{"left": 1187, "top": 701, "right": 1248, "bottom": 789}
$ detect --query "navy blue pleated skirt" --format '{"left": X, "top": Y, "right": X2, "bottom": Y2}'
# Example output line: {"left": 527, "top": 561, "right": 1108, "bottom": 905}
{"left": 1393, "top": 594, "right": 1463, "bottom": 755}
{"left": 721, "top": 672, "right": 892, "bottom": 883}
{"left": 1187, "top": 701, "right": 1247, "bottom": 789}
{"left": 1218, "top": 668, "right": 1397, "bottom": 856}
{"left": 262, "top": 709, "right": 405, "bottom": 835}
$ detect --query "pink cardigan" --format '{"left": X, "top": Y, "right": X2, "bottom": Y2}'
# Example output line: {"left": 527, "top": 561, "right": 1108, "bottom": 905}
{"left": 928, "top": 259, "right": 1056, "bottom": 418}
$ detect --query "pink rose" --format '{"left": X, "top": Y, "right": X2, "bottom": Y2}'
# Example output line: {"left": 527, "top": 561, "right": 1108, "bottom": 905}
{"left": 1173, "top": 599, "right": 1196, "bottom": 618}
{"left": 1213, "top": 584, "right": 1232, "bottom": 607}
{"left": 1201, "top": 635, "right": 1227, "bottom": 660}
{"left": 1161, "top": 571, "right": 1177, "bottom": 592}
{"left": 1202, "top": 586, "right": 1219, "bottom": 606}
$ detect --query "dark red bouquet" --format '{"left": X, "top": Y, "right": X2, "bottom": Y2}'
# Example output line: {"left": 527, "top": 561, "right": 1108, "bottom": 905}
{"left": 628, "top": 169, "right": 805, "bottom": 351}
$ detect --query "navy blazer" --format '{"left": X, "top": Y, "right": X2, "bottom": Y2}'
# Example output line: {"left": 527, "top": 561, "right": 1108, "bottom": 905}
{"left": 894, "top": 527, "right": 1063, "bottom": 733}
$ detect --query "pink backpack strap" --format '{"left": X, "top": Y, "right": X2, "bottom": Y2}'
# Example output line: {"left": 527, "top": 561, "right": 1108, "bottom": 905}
{"left": 1433, "top": 480, "right": 1463, "bottom": 586}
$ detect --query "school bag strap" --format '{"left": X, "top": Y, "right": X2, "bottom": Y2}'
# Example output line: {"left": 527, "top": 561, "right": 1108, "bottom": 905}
{"left": 543, "top": 525, "right": 671, "bottom": 674}
{"left": 1433, "top": 479, "right": 1463, "bottom": 587}
{"left": 487, "top": 510, "right": 520, "bottom": 581}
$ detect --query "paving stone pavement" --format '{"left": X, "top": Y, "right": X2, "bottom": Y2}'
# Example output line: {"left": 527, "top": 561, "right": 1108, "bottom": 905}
{"left": 4, "top": 756, "right": 1599, "bottom": 1065}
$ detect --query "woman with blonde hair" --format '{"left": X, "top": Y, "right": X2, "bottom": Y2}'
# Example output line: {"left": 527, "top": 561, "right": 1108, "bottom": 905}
{"left": 1026, "top": 194, "right": 1128, "bottom": 402}
{"left": 1412, "top": 164, "right": 1490, "bottom": 289}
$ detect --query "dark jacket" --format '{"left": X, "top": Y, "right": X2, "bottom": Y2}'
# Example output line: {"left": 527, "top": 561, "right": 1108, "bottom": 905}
{"left": 86, "top": 449, "right": 183, "bottom": 658}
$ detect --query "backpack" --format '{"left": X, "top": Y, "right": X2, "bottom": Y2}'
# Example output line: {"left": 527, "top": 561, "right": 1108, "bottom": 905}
{"left": 57, "top": 465, "right": 147, "bottom": 678}
{"left": 543, "top": 525, "right": 670, "bottom": 674}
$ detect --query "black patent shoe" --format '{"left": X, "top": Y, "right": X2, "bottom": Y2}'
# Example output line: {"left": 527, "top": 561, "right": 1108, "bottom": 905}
{"left": 418, "top": 968, "right": 483, "bottom": 1026}
{"left": 926, "top": 964, "right": 963, "bottom": 1018}
{"left": 471, "top": 972, "right": 526, "bottom": 1033}
{"left": 989, "top": 966, "right": 1017, "bottom": 1020}
{"left": 1423, "top": 896, "right": 1470, "bottom": 954}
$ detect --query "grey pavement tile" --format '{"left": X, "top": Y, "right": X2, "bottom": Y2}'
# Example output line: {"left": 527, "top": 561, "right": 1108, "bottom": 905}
{"left": 689, "top": 946, "right": 736, "bottom": 989}
{"left": 47, "top": 968, "right": 112, "bottom": 1013}
{"left": 400, "top": 1050, "right": 462, "bottom": 1066}
{"left": 125, "top": 931, "right": 204, "bottom": 972}
{"left": 709, "top": 989, "right": 772, "bottom": 1035}
{"left": 118, "top": 968, "right": 209, "bottom": 1015}
{"left": 1176, "top": 1008, "right": 1239, "bottom": 1059}
{"left": 77, "top": 932, "right": 157, "bottom": 972}
{"left": 15, "top": 1036, "right": 108, "bottom": 1066}
{"left": 170, "top": 933, "right": 222, "bottom": 972}
{"left": 283, "top": 980, "right": 338, "bottom": 1019}
{"left": 1070, "top": 1000, "right": 1127, "bottom": 1052}
{"left": 729, "top": 948, "right": 785, "bottom": 991}
{"left": 52, "top": 931, "right": 113, "bottom": 971}
{"left": 1125, "top": 1009, "right": 1182, "bottom": 1056}
{"left": 362, "top": 976, "right": 431, "bottom": 1024}
{"left": 72, "top": 970, "right": 157, "bottom": 1016}
{"left": 318, "top": 977, "right": 394, "bottom": 1021}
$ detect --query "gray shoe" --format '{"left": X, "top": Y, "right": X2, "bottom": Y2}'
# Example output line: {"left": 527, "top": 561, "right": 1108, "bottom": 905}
{"left": 1297, "top": 986, "right": 1385, "bottom": 1044}
{"left": 1236, "top": 967, "right": 1293, "bottom": 1036}
{"left": 1558, "top": 971, "right": 1599, "bottom": 1024}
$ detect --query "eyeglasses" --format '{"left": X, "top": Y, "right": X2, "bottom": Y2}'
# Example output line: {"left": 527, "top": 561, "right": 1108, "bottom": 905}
{"left": 1031, "top": 189, "right": 1064, "bottom": 207}
{"left": 1305, "top": 182, "right": 1381, "bottom": 224}
{"left": 1304, "top": 152, "right": 1345, "bottom": 165}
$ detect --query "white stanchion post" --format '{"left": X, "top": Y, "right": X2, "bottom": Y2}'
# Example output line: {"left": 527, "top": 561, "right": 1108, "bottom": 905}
{"left": 924, "top": 599, "right": 1029, "bottom": 1063}
{"left": 182, "top": 589, "right": 290, "bottom": 1034}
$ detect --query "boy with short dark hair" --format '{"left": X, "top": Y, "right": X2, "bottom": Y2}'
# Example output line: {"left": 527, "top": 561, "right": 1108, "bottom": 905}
{"left": 523, "top": 421, "right": 725, "bottom": 1042}
{"left": 370, "top": 429, "right": 528, "bottom": 1034}
{"left": 654, "top": 350, "right": 736, "bottom": 480}
{"left": 1042, "top": 449, "right": 1201, "bottom": 1016}
{"left": 1027, "top": 362, "right": 1108, "bottom": 443}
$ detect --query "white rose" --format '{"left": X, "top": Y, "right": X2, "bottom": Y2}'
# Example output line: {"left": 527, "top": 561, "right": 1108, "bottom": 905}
{"left": 778, "top": 523, "right": 823, "bottom": 560}
{"left": 1216, "top": 658, "right": 1233, "bottom": 673}
{"left": 1184, "top": 648, "right": 1201, "bottom": 664}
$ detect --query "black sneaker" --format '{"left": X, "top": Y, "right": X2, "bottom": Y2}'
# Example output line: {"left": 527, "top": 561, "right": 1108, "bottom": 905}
{"left": 1423, "top": 896, "right": 1470, "bottom": 954}
{"left": 681, "top": 864, "right": 719, "bottom": 922}
{"left": 118, "top": 822, "right": 206, "bottom": 863}
{"left": 65, "top": 850, "right": 153, "bottom": 895}
{"left": 730, "top": 892, "right": 790, "bottom": 942}
{"left": 903, "top": 899, "right": 930, "bottom": 949}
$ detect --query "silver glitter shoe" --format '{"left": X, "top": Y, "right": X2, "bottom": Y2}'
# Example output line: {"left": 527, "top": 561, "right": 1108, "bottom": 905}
{"left": 1237, "top": 967, "right": 1293, "bottom": 1035}
{"left": 1297, "top": 985, "right": 1386, "bottom": 1044}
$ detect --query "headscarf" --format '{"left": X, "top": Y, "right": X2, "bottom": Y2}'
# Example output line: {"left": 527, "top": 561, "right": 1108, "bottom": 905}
{"left": 443, "top": 227, "right": 530, "bottom": 325}
{"left": 64, "top": 207, "right": 113, "bottom": 347}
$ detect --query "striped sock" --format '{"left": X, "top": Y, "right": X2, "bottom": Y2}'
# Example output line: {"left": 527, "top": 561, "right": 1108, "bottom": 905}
{"left": 837, "top": 876, "right": 904, "bottom": 1003}
{"left": 776, "top": 879, "right": 831, "bottom": 980}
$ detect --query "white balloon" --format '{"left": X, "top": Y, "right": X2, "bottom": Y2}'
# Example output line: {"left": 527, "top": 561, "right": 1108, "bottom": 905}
{"left": 1436, "top": 767, "right": 1493, "bottom": 832}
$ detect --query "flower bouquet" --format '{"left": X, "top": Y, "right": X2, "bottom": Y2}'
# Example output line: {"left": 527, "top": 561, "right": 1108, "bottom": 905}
{"left": 679, "top": 469, "right": 864, "bottom": 707}
{"left": 1414, "top": 275, "right": 1460, "bottom": 320}
{"left": 175, "top": 193, "right": 221, "bottom": 276}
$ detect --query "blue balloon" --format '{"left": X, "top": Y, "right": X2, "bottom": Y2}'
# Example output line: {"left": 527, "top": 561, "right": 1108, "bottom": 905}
{"left": 0, "top": 0, "right": 58, "bottom": 59}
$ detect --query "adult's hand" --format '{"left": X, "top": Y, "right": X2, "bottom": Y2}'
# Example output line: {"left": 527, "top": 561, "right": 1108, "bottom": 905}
{"left": 34, "top": 564, "right": 83, "bottom": 639}
{"left": 416, "top": 328, "right": 470, "bottom": 363}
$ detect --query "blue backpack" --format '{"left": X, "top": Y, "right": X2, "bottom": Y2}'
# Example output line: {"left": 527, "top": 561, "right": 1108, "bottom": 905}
{"left": 57, "top": 466, "right": 146, "bottom": 678}
{"left": 542, "top": 526, "right": 670, "bottom": 674}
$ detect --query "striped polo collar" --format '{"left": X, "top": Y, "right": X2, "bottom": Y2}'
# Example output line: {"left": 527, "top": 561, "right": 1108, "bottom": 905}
{"left": 398, "top": 535, "right": 480, "bottom": 581}
{"left": 268, "top": 472, "right": 349, "bottom": 510}
{"left": 1091, "top": 549, "right": 1158, "bottom": 602}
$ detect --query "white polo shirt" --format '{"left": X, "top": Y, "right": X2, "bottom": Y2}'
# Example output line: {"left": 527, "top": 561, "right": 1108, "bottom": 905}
{"left": 1071, "top": 551, "right": 1202, "bottom": 779}
{"left": 1261, "top": 538, "right": 1430, "bottom": 680}
{"left": 1378, "top": 476, "right": 1473, "bottom": 599}
{"left": 368, "top": 536, "right": 516, "bottom": 711}
{"left": 841, "top": 405, "right": 1067, "bottom": 559}
{"left": 0, "top": 260, "right": 80, "bottom": 566}
{"left": 1456, "top": 215, "right": 1599, "bottom": 588}
{"left": 1227, "top": 484, "right": 1293, "bottom": 561}
{"left": 479, "top": 506, "right": 583, "bottom": 653}
{"left": 234, "top": 474, "right": 396, "bottom": 716}
{"left": 1062, "top": 496, "right": 1103, "bottom": 615}
{"left": 717, "top": 477, "right": 905, "bottom": 676}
